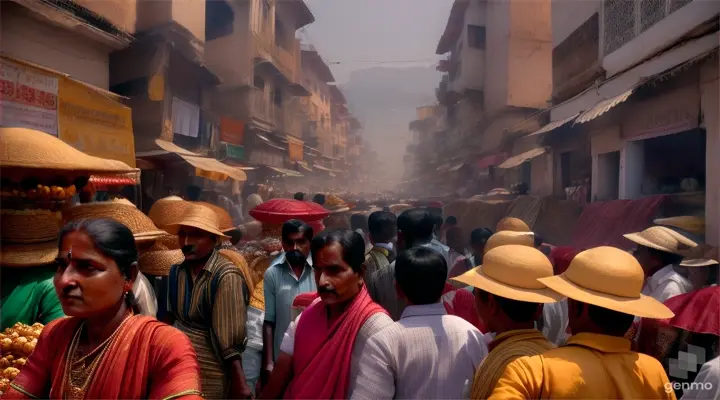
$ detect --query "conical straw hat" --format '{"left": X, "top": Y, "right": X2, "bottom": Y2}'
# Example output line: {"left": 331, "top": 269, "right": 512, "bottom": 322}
{"left": 0, "top": 127, "right": 133, "bottom": 172}
{"left": 164, "top": 203, "right": 230, "bottom": 238}
{"left": 538, "top": 246, "right": 674, "bottom": 319}
{"left": 624, "top": 226, "right": 697, "bottom": 256}
{"left": 484, "top": 231, "right": 535, "bottom": 254}
{"left": 452, "top": 245, "right": 563, "bottom": 303}
{"left": 496, "top": 217, "right": 531, "bottom": 232}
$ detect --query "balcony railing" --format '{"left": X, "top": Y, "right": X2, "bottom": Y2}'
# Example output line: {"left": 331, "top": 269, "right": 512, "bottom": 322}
{"left": 253, "top": 32, "right": 298, "bottom": 82}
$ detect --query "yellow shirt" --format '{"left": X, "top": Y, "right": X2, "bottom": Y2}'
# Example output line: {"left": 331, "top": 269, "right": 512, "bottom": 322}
{"left": 470, "top": 329, "right": 553, "bottom": 400}
{"left": 490, "top": 332, "right": 676, "bottom": 399}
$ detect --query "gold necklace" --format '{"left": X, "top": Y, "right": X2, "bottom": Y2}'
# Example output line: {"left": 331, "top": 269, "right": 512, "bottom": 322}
{"left": 61, "top": 314, "right": 134, "bottom": 399}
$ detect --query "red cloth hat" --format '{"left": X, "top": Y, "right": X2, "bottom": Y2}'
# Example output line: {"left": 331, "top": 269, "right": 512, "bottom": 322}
{"left": 249, "top": 199, "right": 329, "bottom": 224}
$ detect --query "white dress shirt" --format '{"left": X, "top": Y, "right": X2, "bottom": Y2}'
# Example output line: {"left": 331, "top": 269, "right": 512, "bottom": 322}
{"left": 349, "top": 302, "right": 488, "bottom": 399}
{"left": 541, "top": 299, "right": 569, "bottom": 345}
{"left": 643, "top": 265, "right": 694, "bottom": 303}
{"left": 133, "top": 272, "right": 157, "bottom": 317}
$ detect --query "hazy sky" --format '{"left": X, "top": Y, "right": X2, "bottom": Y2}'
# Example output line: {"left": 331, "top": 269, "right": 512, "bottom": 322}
{"left": 302, "top": 0, "right": 454, "bottom": 83}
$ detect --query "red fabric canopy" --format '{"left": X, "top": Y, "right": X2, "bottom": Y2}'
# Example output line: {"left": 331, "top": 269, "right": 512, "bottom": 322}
{"left": 249, "top": 199, "right": 329, "bottom": 224}
{"left": 665, "top": 285, "right": 720, "bottom": 336}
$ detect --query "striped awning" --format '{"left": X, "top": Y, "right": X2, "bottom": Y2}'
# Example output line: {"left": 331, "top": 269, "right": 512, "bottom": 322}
{"left": 527, "top": 113, "right": 579, "bottom": 136}
{"left": 498, "top": 147, "right": 547, "bottom": 169}
{"left": 296, "top": 161, "right": 312, "bottom": 172}
{"left": 268, "top": 166, "right": 303, "bottom": 177}
{"left": 575, "top": 89, "right": 634, "bottom": 125}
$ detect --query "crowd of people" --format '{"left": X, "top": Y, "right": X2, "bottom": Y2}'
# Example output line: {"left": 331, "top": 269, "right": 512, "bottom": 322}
{"left": 1, "top": 188, "right": 718, "bottom": 400}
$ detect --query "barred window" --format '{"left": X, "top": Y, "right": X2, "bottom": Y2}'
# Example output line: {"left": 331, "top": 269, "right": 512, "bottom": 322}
{"left": 603, "top": 0, "right": 636, "bottom": 55}
{"left": 640, "top": 0, "right": 665, "bottom": 33}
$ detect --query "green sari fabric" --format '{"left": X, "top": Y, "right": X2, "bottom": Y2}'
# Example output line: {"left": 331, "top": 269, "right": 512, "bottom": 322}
{"left": 1, "top": 266, "right": 64, "bottom": 330}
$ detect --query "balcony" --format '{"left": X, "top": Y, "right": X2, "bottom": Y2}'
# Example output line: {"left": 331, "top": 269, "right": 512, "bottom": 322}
{"left": 275, "top": 103, "right": 303, "bottom": 138}
{"left": 253, "top": 31, "right": 299, "bottom": 84}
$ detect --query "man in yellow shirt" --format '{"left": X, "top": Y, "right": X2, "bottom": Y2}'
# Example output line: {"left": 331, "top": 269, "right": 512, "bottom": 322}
{"left": 452, "top": 244, "right": 563, "bottom": 399}
{"left": 490, "top": 246, "right": 677, "bottom": 399}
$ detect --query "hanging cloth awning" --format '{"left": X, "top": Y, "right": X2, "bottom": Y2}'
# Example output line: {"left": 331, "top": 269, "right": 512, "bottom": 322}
{"left": 498, "top": 147, "right": 547, "bottom": 169}
{"left": 267, "top": 166, "right": 303, "bottom": 177}
{"left": 296, "top": 161, "right": 313, "bottom": 172}
{"left": 312, "top": 163, "right": 342, "bottom": 173}
{"left": 574, "top": 89, "right": 634, "bottom": 125}
{"left": 153, "top": 140, "right": 247, "bottom": 181}
{"left": 527, "top": 113, "right": 580, "bottom": 136}
{"left": 436, "top": 163, "right": 451, "bottom": 172}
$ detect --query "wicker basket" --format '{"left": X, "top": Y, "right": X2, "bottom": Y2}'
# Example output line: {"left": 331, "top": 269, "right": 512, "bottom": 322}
{"left": 1, "top": 209, "right": 61, "bottom": 243}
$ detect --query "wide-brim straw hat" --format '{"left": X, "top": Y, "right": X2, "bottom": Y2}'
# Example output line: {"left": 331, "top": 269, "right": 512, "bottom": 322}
{"left": 148, "top": 196, "right": 187, "bottom": 228}
{"left": 137, "top": 241, "right": 184, "bottom": 276}
{"left": 496, "top": 217, "right": 531, "bottom": 232}
{"left": 654, "top": 216, "right": 705, "bottom": 235}
{"left": 164, "top": 203, "right": 230, "bottom": 239}
{"left": 679, "top": 244, "right": 719, "bottom": 267}
{"left": 452, "top": 245, "right": 564, "bottom": 303}
{"left": 63, "top": 201, "right": 168, "bottom": 243}
{"left": 538, "top": 246, "right": 674, "bottom": 319}
{"left": 484, "top": 231, "right": 535, "bottom": 254}
{"left": 624, "top": 226, "right": 697, "bottom": 256}
{"left": 0, "top": 241, "right": 58, "bottom": 267}
{"left": 192, "top": 202, "right": 234, "bottom": 232}
{"left": 0, "top": 127, "right": 133, "bottom": 172}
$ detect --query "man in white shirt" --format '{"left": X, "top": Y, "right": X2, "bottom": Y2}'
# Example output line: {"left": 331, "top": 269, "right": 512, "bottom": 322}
{"left": 624, "top": 226, "right": 697, "bottom": 302}
{"left": 350, "top": 246, "right": 488, "bottom": 399}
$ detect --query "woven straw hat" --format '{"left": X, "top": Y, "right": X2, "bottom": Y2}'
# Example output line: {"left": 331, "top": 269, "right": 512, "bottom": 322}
{"left": 1, "top": 208, "right": 61, "bottom": 267}
{"left": 679, "top": 244, "right": 718, "bottom": 267}
{"left": 496, "top": 217, "right": 531, "bottom": 232}
{"left": 192, "top": 201, "right": 234, "bottom": 232}
{"left": 538, "top": 246, "right": 674, "bottom": 319}
{"left": 484, "top": 231, "right": 535, "bottom": 254}
{"left": 452, "top": 245, "right": 563, "bottom": 303}
{"left": 654, "top": 216, "right": 705, "bottom": 235}
{"left": 137, "top": 241, "right": 184, "bottom": 276}
{"left": 164, "top": 203, "right": 230, "bottom": 239}
{"left": 0, "top": 127, "right": 133, "bottom": 172}
{"left": 63, "top": 202, "right": 167, "bottom": 242}
{"left": 624, "top": 226, "right": 697, "bottom": 256}
{"left": 148, "top": 196, "right": 187, "bottom": 228}
{"left": 1, "top": 209, "right": 61, "bottom": 243}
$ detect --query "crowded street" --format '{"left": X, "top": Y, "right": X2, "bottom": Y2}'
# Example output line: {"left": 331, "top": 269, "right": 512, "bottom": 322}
{"left": 1, "top": 0, "right": 720, "bottom": 399}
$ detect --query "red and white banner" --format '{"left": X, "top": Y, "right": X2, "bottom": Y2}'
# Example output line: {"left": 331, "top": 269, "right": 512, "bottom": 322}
{"left": 0, "top": 60, "right": 59, "bottom": 135}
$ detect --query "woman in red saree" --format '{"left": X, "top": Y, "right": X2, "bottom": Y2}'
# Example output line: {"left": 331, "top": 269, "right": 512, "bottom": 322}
{"left": 3, "top": 218, "right": 202, "bottom": 399}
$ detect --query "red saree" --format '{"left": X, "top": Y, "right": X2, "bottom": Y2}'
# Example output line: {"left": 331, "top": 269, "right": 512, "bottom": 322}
{"left": 285, "top": 286, "right": 387, "bottom": 399}
{"left": 5, "top": 315, "right": 202, "bottom": 399}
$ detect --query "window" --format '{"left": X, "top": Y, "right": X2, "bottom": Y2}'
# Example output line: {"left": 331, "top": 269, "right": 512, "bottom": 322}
{"left": 273, "top": 88, "right": 283, "bottom": 106}
{"left": 206, "top": 0, "right": 234, "bottom": 41}
{"left": 468, "top": 25, "right": 486, "bottom": 49}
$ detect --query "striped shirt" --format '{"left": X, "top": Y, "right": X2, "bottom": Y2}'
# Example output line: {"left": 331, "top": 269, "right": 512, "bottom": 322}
{"left": 263, "top": 253, "right": 316, "bottom": 360}
{"left": 167, "top": 250, "right": 249, "bottom": 360}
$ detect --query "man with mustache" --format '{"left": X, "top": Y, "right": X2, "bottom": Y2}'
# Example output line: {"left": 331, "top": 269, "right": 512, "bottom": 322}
{"left": 260, "top": 219, "right": 316, "bottom": 390}
{"left": 165, "top": 204, "right": 252, "bottom": 399}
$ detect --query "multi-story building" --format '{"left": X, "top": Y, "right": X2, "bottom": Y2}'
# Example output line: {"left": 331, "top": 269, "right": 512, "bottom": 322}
{"left": 1, "top": 0, "right": 137, "bottom": 167}
{"left": 538, "top": 0, "right": 719, "bottom": 242}
{"left": 329, "top": 85, "right": 349, "bottom": 162}
{"left": 434, "top": 0, "right": 552, "bottom": 193}
{"left": 299, "top": 45, "right": 335, "bottom": 157}
{"left": 202, "top": 0, "right": 314, "bottom": 170}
